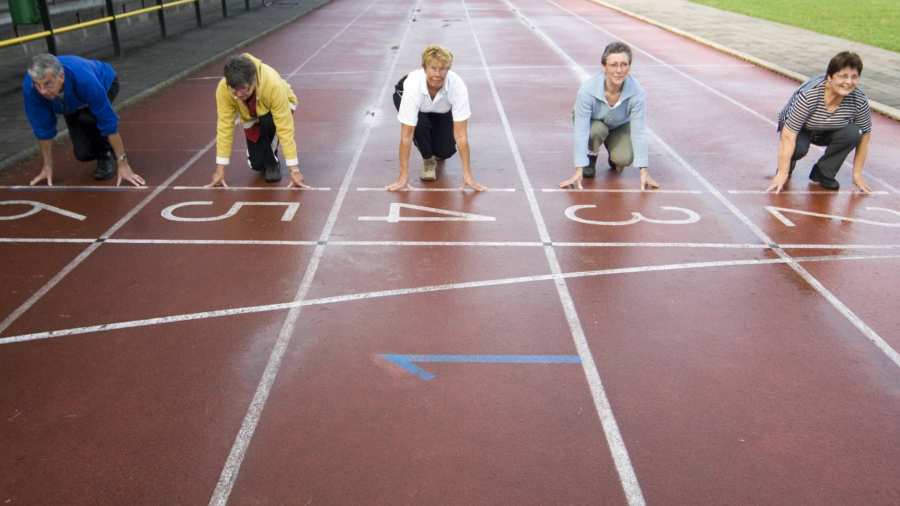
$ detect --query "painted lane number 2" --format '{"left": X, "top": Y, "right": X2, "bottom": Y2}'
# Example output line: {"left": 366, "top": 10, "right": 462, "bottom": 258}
{"left": 765, "top": 206, "right": 900, "bottom": 228}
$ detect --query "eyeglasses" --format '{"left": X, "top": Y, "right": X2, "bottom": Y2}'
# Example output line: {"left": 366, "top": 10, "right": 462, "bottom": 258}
{"left": 831, "top": 72, "right": 859, "bottom": 82}
{"left": 605, "top": 62, "right": 630, "bottom": 69}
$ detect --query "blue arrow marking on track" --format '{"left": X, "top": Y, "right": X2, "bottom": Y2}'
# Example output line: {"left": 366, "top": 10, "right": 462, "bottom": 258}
{"left": 381, "top": 354, "right": 582, "bottom": 381}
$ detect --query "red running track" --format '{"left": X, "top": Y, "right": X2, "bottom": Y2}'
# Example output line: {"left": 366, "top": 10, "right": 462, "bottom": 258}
{"left": 1, "top": 0, "right": 899, "bottom": 504}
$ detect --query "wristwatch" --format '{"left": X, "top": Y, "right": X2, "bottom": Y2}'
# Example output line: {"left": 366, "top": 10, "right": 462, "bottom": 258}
{"left": 117, "top": 153, "right": 128, "bottom": 162}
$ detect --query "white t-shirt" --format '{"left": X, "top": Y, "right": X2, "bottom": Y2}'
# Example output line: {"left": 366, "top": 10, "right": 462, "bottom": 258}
{"left": 397, "top": 68, "right": 471, "bottom": 126}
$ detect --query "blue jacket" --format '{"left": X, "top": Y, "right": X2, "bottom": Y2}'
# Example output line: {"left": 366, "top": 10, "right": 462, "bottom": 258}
{"left": 23, "top": 55, "right": 118, "bottom": 140}
{"left": 572, "top": 73, "right": 648, "bottom": 168}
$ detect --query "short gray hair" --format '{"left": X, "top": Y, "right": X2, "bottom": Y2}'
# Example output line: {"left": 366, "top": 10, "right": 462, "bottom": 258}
{"left": 601, "top": 41, "right": 632, "bottom": 65}
{"left": 223, "top": 55, "right": 257, "bottom": 89}
{"left": 27, "top": 53, "right": 63, "bottom": 80}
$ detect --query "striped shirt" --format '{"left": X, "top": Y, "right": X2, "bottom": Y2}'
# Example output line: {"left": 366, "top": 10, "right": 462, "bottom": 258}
{"left": 778, "top": 74, "right": 871, "bottom": 133}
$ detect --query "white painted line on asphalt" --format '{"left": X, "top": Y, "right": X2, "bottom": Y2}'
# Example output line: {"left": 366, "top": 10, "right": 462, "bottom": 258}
{"left": 7, "top": 236, "right": 900, "bottom": 250}
{"left": 209, "top": 2, "right": 420, "bottom": 504}
{"left": 553, "top": 241, "right": 767, "bottom": 248}
{"left": 866, "top": 174, "right": 900, "bottom": 195}
{"left": 328, "top": 240, "right": 544, "bottom": 247}
{"left": 781, "top": 243, "right": 900, "bottom": 250}
{"left": 727, "top": 189, "right": 889, "bottom": 195}
{"left": 468, "top": 1, "right": 644, "bottom": 504}
{"left": 103, "top": 239, "right": 319, "bottom": 246}
{"left": 355, "top": 186, "right": 516, "bottom": 192}
{"left": 0, "top": 140, "right": 216, "bottom": 336}
{"left": 4, "top": 252, "right": 895, "bottom": 347}
{"left": 0, "top": 185, "right": 147, "bottom": 191}
{"left": 172, "top": 186, "right": 332, "bottom": 191}
{"left": 543, "top": 188, "right": 702, "bottom": 193}
{"left": 0, "top": 237, "right": 95, "bottom": 244}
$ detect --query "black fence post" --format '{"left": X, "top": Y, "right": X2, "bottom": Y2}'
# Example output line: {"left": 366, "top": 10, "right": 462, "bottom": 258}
{"left": 103, "top": 0, "right": 121, "bottom": 56}
{"left": 244, "top": 0, "right": 249, "bottom": 12}
{"left": 221, "top": 0, "right": 228, "bottom": 18}
{"left": 194, "top": 0, "right": 202, "bottom": 26}
{"left": 156, "top": 0, "right": 167, "bottom": 38}
{"left": 35, "top": 0, "right": 57, "bottom": 54}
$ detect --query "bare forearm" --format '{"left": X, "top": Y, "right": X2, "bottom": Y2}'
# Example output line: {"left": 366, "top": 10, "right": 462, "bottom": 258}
{"left": 776, "top": 131, "right": 796, "bottom": 175}
{"left": 108, "top": 133, "right": 125, "bottom": 159}
{"left": 457, "top": 139, "right": 472, "bottom": 178}
{"left": 852, "top": 133, "right": 870, "bottom": 176}
{"left": 398, "top": 138, "right": 412, "bottom": 179}
{"left": 38, "top": 139, "right": 53, "bottom": 168}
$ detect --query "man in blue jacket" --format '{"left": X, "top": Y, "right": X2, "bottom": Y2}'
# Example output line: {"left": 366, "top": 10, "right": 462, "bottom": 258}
{"left": 23, "top": 53, "right": 144, "bottom": 186}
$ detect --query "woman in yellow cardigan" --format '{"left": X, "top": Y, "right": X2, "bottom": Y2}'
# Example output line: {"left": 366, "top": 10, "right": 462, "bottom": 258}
{"left": 207, "top": 53, "right": 309, "bottom": 187}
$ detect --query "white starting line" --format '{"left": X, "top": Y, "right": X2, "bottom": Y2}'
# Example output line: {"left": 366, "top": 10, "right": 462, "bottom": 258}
{"left": 2, "top": 251, "right": 896, "bottom": 347}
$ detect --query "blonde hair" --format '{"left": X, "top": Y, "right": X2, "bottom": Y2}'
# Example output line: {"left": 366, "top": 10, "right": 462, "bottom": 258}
{"left": 421, "top": 45, "right": 454, "bottom": 69}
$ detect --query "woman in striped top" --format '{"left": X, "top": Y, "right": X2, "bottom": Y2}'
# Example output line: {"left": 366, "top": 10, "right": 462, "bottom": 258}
{"left": 767, "top": 51, "right": 872, "bottom": 193}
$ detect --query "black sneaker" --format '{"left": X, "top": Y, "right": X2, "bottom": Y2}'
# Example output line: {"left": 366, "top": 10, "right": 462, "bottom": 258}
{"left": 809, "top": 165, "right": 839, "bottom": 190}
{"left": 583, "top": 155, "right": 597, "bottom": 178}
{"left": 264, "top": 164, "right": 282, "bottom": 182}
{"left": 93, "top": 154, "right": 115, "bottom": 180}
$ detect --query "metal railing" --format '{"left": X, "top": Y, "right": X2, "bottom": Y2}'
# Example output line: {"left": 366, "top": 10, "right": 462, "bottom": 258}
{"left": 1, "top": 0, "right": 254, "bottom": 54}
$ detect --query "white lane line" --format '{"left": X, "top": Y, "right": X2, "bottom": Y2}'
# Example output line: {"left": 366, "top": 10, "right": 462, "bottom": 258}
{"left": 172, "top": 186, "right": 332, "bottom": 191}
{"left": 208, "top": 1, "right": 419, "bottom": 504}
{"left": 0, "top": 238, "right": 95, "bottom": 244}
{"left": 781, "top": 243, "right": 900, "bottom": 250}
{"left": 355, "top": 186, "right": 517, "bottom": 192}
{"left": 728, "top": 190, "right": 889, "bottom": 195}
{"left": 329, "top": 240, "right": 544, "bottom": 247}
{"left": 866, "top": 175, "right": 900, "bottom": 195}
{"left": 653, "top": 128, "right": 900, "bottom": 369}
{"left": 553, "top": 241, "right": 767, "bottom": 248}
{"left": 7, "top": 236, "right": 900, "bottom": 250}
{"left": 4, "top": 252, "right": 895, "bottom": 346}
{"left": 103, "top": 239, "right": 319, "bottom": 246}
{"left": 541, "top": 0, "right": 900, "bottom": 370}
{"left": 0, "top": 185, "right": 148, "bottom": 191}
{"left": 0, "top": 301, "right": 299, "bottom": 345}
{"left": 0, "top": 140, "right": 216, "bottom": 336}
{"left": 466, "top": 1, "right": 644, "bottom": 503}
{"left": 543, "top": 188, "right": 701, "bottom": 193}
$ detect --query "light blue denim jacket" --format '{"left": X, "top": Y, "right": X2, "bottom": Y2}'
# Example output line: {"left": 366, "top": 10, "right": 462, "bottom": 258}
{"left": 572, "top": 73, "right": 648, "bottom": 168}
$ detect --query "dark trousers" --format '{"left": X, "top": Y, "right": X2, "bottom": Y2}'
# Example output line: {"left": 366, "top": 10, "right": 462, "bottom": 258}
{"left": 790, "top": 123, "right": 863, "bottom": 179}
{"left": 64, "top": 78, "right": 119, "bottom": 162}
{"left": 246, "top": 113, "right": 279, "bottom": 171}
{"left": 393, "top": 77, "right": 457, "bottom": 160}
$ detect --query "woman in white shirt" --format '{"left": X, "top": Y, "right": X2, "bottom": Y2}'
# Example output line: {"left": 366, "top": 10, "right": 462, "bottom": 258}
{"left": 388, "top": 45, "right": 485, "bottom": 191}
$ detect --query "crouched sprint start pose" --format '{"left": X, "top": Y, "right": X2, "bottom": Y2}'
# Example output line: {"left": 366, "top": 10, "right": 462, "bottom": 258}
{"left": 767, "top": 51, "right": 872, "bottom": 193}
{"left": 23, "top": 53, "right": 144, "bottom": 187}
{"left": 209, "top": 53, "right": 309, "bottom": 188}
{"left": 388, "top": 44, "right": 485, "bottom": 191}
{"left": 560, "top": 41, "right": 658, "bottom": 191}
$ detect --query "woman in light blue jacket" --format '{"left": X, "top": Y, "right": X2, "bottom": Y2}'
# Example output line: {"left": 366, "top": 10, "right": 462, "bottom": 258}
{"left": 560, "top": 42, "right": 658, "bottom": 190}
